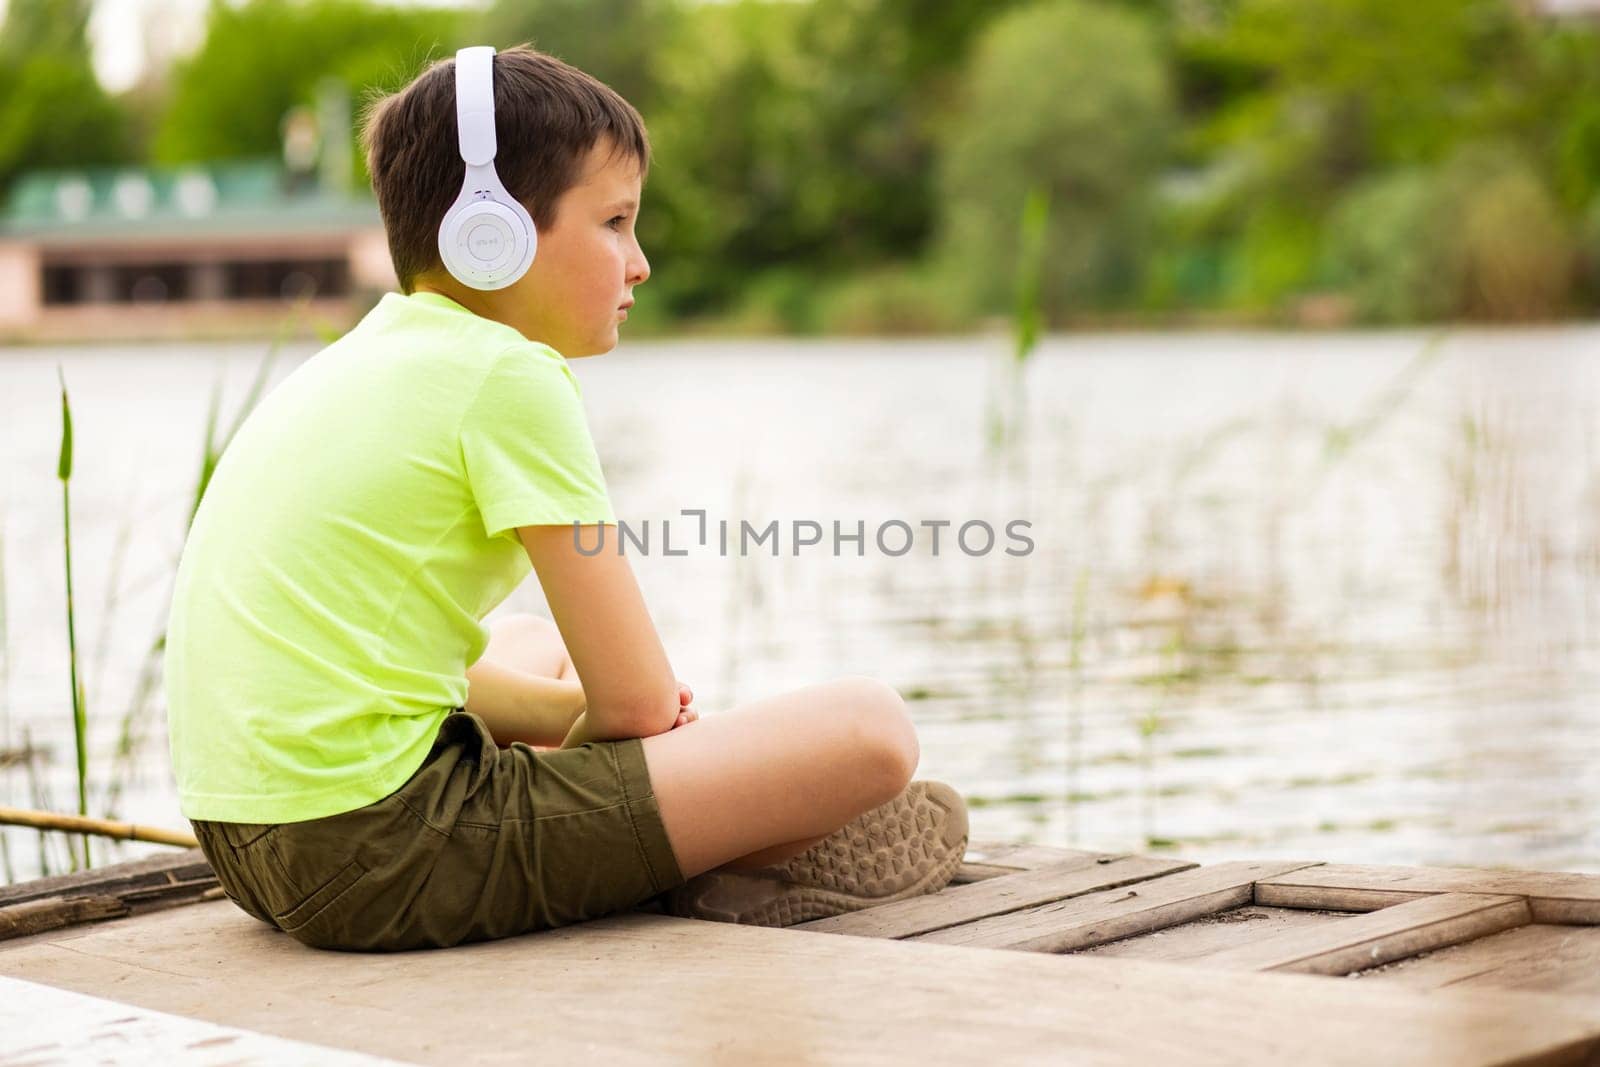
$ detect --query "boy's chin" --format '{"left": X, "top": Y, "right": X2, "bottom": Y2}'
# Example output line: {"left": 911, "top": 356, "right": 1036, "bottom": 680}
{"left": 578, "top": 328, "right": 622, "bottom": 358}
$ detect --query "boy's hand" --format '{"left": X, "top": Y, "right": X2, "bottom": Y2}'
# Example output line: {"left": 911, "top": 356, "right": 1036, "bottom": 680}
{"left": 673, "top": 682, "right": 698, "bottom": 729}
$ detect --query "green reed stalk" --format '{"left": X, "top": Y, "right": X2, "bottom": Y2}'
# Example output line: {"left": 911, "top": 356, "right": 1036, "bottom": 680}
{"left": 56, "top": 367, "right": 89, "bottom": 871}
{"left": 1013, "top": 185, "right": 1050, "bottom": 367}
{"left": 990, "top": 186, "right": 1051, "bottom": 450}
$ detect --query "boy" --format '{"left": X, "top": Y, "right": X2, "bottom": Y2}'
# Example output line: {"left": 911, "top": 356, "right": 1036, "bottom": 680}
{"left": 164, "top": 44, "right": 968, "bottom": 951}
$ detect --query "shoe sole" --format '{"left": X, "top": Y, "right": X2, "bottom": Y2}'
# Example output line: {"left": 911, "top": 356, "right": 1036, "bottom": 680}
{"left": 665, "top": 780, "right": 969, "bottom": 927}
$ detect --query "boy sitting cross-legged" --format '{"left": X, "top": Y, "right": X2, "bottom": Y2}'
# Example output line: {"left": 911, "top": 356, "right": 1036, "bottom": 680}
{"left": 164, "top": 43, "right": 967, "bottom": 952}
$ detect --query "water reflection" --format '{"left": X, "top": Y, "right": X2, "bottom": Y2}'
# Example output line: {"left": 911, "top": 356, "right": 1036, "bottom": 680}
{"left": 0, "top": 328, "right": 1596, "bottom": 882}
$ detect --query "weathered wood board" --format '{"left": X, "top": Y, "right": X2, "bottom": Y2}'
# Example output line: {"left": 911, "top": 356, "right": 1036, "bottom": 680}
{"left": 1353, "top": 924, "right": 1600, "bottom": 997}
{"left": 908, "top": 860, "right": 1324, "bottom": 952}
{"left": 3, "top": 842, "right": 1598, "bottom": 1064}
{"left": 3, "top": 900, "right": 1598, "bottom": 1066}
{"left": 1254, "top": 863, "right": 1600, "bottom": 923}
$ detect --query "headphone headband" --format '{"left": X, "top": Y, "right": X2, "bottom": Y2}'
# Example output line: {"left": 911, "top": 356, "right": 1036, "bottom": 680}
{"left": 454, "top": 46, "right": 497, "bottom": 167}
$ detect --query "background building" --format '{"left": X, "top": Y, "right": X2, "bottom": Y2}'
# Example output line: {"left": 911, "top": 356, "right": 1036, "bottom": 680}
{"left": 0, "top": 158, "right": 395, "bottom": 343}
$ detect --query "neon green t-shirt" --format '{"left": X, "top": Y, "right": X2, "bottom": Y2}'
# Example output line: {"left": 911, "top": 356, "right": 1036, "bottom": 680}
{"left": 164, "top": 290, "right": 615, "bottom": 823}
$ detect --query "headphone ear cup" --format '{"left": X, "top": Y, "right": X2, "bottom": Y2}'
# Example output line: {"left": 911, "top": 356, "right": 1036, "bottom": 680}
{"left": 438, "top": 196, "right": 537, "bottom": 290}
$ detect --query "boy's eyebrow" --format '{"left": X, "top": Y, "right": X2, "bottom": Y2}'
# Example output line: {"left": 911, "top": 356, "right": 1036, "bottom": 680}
{"left": 607, "top": 198, "right": 639, "bottom": 212}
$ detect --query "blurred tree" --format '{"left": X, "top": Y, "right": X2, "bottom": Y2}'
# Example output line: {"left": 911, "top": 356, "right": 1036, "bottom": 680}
{"left": 0, "top": 0, "right": 91, "bottom": 59}
{"left": 153, "top": 0, "right": 467, "bottom": 186}
{"left": 1505, "top": 20, "right": 1600, "bottom": 215}
{"left": 1326, "top": 143, "right": 1574, "bottom": 322}
{"left": 1448, "top": 144, "right": 1574, "bottom": 321}
{"left": 630, "top": 0, "right": 1037, "bottom": 320}
{"left": 23, "top": 0, "right": 1581, "bottom": 325}
{"left": 935, "top": 0, "right": 1175, "bottom": 317}
{"left": 1183, "top": 0, "right": 1524, "bottom": 310}
{"left": 1324, "top": 168, "right": 1459, "bottom": 323}
{"left": 640, "top": 0, "right": 926, "bottom": 317}
{"left": 0, "top": 0, "right": 133, "bottom": 200}
{"left": 477, "top": 0, "right": 675, "bottom": 116}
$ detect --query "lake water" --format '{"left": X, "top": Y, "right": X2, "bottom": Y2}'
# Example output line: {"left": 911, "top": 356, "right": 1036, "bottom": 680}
{"left": 1, "top": 326, "right": 1597, "bottom": 884}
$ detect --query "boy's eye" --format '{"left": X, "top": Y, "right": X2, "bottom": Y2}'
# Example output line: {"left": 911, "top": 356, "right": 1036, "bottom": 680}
{"left": 607, "top": 215, "right": 627, "bottom": 230}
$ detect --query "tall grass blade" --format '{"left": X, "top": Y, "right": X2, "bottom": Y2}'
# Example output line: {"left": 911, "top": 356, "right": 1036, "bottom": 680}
{"left": 990, "top": 186, "right": 1052, "bottom": 450}
{"left": 1013, "top": 185, "right": 1050, "bottom": 367}
{"left": 56, "top": 366, "right": 90, "bottom": 870}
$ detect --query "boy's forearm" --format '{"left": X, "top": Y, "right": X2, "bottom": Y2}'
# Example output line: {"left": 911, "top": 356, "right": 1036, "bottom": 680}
{"left": 559, "top": 706, "right": 673, "bottom": 748}
{"left": 464, "top": 658, "right": 586, "bottom": 748}
{"left": 558, "top": 710, "right": 606, "bottom": 749}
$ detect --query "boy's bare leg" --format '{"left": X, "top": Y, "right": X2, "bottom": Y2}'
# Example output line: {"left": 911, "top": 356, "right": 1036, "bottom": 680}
{"left": 717, "top": 833, "right": 832, "bottom": 871}
{"left": 479, "top": 616, "right": 915, "bottom": 875}
{"left": 639, "top": 676, "right": 919, "bottom": 880}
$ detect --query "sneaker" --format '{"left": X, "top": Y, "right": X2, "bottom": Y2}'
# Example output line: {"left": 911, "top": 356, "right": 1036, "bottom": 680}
{"left": 661, "top": 780, "right": 969, "bottom": 927}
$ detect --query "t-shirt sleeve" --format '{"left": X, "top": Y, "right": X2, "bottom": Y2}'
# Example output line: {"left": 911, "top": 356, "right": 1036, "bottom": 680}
{"left": 458, "top": 346, "right": 616, "bottom": 539}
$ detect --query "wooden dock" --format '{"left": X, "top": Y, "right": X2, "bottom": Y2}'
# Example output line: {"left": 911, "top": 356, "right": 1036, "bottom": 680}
{"left": 1, "top": 840, "right": 1597, "bottom": 1065}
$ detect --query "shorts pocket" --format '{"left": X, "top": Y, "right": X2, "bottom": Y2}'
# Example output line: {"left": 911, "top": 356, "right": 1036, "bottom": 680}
{"left": 272, "top": 857, "right": 369, "bottom": 935}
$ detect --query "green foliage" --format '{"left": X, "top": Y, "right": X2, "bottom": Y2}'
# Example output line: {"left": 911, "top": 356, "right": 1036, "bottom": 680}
{"left": 5, "top": 0, "right": 1600, "bottom": 327}
{"left": 1156, "top": 0, "right": 1598, "bottom": 320}
{"left": 1451, "top": 146, "right": 1574, "bottom": 321}
{"left": 478, "top": 0, "right": 675, "bottom": 116}
{"left": 1325, "top": 169, "right": 1457, "bottom": 323}
{"left": 1580, "top": 196, "right": 1600, "bottom": 306}
{"left": 815, "top": 265, "right": 975, "bottom": 335}
{"left": 0, "top": 0, "right": 132, "bottom": 201}
{"left": 935, "top": 0, "right": 1175, "bottom": 317}
{"left": 1198, "top": 0, "right": 1521, "bottom": 180}
{"left": 639, "top": 0, "right": 952, "bottom": 317}
{"left": 153, "top": 0, "right": 467, "bottom": 182}
{"left": 1327, "top": 145, "right": 1575, "bottom": 322}
{"left": 0, "top": 0, "right": 91, "bottom": 59}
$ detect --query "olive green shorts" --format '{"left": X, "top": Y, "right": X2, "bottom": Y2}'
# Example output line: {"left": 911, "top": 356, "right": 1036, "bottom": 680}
{"left": 191, "top": 710, "right": 686, "bottom": 952}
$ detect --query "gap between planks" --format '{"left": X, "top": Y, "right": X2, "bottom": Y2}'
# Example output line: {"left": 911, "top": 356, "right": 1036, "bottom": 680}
{"left": 797, "top": 853, "right": 1198, "bottom": 939}
{"left": 1188, "top": 892, "right": 1534, "bottom": 976}
{"left": 1254, "top": 864, "right": 1600, "bottom": 924}
{"left": 907, "top": 860, "right": 1326, "bottom": 953}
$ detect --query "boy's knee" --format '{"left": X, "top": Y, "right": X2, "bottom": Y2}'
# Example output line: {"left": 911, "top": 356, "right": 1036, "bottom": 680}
{"left": 500, "top": 612, "right": 558, "bottom": 640}
{"left": 836, "top": 676, "right": 919, "bottom": 789}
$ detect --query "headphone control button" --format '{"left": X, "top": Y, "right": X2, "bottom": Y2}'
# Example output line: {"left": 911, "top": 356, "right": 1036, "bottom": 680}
{"left": 460, "top": 216, "right": 515, "bottom": 271}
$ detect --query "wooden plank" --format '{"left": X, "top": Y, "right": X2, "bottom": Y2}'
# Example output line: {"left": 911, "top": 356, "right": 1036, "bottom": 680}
{"left": 795, "top": 854, "right": 1195, "bottom": 939}
{"left": 1188, "top": 893, "right": 1533, "bottom": 976}
{"left": 0, "top": 848, "right": 214, "bottom": 909}
{"left": 952, "top": 840, "right": 1111, "bottom": 885}
{"left": 1, "top": 899, "right": 1598, "bottom": 1066}
{"left": 0, "top": 896, "right": 128, "bottom": 940}
{"left": 910, "top": 860, "right": 1323, "bottom": 953}
{"left": 1354, "top": 924, "right": 1600, "bottom": 996}
{"left": 1255, "top": 863, "right": 1600, "bottom": 923}
{"left": 1075, "top": 905, "right": 1342, "bottom": 962}
{"left": 0, "top": 849, "right": 222, "bottom": 942}
{"left": 0, "top": 975, "right": 408, "bottom": 1065}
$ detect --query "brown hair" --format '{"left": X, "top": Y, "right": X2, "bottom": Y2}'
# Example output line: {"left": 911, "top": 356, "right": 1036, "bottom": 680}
{"left": 358, "top": 44, "right": 650, "bottom": 294}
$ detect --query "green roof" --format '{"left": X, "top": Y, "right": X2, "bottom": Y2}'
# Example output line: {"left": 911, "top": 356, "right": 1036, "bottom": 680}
{"left": 1, "top": 159, "right": 380, "bottom": 241}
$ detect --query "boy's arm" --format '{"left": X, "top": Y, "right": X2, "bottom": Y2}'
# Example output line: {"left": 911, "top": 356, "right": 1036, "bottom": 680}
{"left": 518, "top": 523, "right": 680, "bottom": 740}
{"left": 464, "top": 657, "right": 587, "bottom": 748}
{"left": 560, "top": 683, "right": 699, "bottom": 749}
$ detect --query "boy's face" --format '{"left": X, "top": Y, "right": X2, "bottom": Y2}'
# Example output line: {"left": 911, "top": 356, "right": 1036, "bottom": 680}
{"left": 415, "top": 138, "right": 649, "bottom": 358}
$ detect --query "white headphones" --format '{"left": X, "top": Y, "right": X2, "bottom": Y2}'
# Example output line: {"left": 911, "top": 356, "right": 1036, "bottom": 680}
{"left": 437, "top": 46, "right": 537, "bottom": 290}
